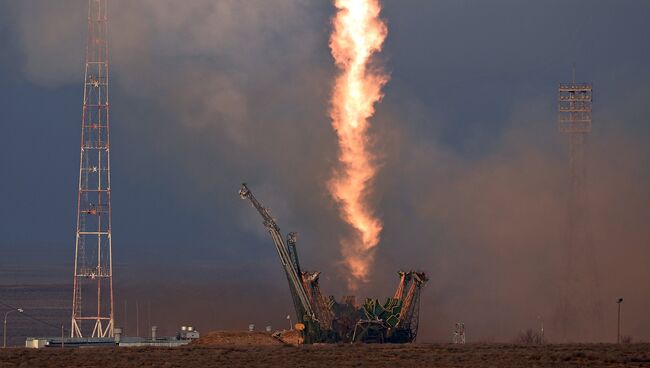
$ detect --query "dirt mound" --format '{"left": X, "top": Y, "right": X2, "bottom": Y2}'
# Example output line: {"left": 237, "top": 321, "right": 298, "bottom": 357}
{"left": 274, "top": 329, "right": 301, "bottom": 345}
{"left": 192, "top": 331, "right": 284, "bottom": 346}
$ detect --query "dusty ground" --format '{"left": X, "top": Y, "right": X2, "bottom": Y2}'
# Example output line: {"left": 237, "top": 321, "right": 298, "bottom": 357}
{"left": 193, "top": 331, "right": 285, "bottom": 346}
{"left": 193, "top": 330, "right": 302, "bottom": 346}
{"left": 1, "top": 343, "right": 648, "bottom": 367}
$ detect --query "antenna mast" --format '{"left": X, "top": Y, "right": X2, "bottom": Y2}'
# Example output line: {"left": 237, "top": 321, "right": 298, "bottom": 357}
{"left": 71, "top": 0, "right": 114, "bottom": 338}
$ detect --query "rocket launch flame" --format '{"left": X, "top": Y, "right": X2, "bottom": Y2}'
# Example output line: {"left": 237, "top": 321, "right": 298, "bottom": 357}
{"left": 328, "top": 0, "right": 388, "bottom": 289}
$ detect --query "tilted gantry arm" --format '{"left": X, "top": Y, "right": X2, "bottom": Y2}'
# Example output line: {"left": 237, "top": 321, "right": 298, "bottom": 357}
{"left": 239, "top": 183, "right": 315, "bottom": 321}
{"left": 302, "top": 271, "right": 335, "bottom": 329}
{"left": 393, "top": 271, "right": 412, "bottom": 301}
{"left": 239, "top": 184, "right": 278, "bottom": 231}
{"left": 397, "top": 272, "right": 427, "bottom": 333}
{"left": 284, "top": 232, "right": 306, "bottom": 320}
{"left": 286, "top": 232, "right": 302, "bottom": 276}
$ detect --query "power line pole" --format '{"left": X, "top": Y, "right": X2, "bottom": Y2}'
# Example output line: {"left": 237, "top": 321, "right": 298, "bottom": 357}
{"left": 3, "top": 308, "right": 23, "bottom": 348}
{"left": 147, "top": 300, "right": 151, "bottom": 337}
{"left": 616, "top": 298, "right": 623, "bottom": 343}
{"left": 136, "top": 301, "right": 139, "bottom": 337}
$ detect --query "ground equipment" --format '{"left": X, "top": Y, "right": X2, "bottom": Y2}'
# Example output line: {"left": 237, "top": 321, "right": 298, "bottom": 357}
{"left": 240, "top": 183, "right": 427, "bottom": 343}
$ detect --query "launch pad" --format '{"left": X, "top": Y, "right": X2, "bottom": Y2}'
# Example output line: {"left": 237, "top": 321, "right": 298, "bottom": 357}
{"left": 239, "top": 183, "right": 427, "bottom": 344}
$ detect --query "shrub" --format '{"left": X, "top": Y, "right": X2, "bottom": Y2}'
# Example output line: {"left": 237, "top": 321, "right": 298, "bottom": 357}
{"left": 516, "top": 328, "right": 543, "bottom": 345}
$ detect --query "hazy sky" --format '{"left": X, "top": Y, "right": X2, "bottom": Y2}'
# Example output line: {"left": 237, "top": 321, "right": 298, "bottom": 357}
{"left": 0, "top": 0, "right": 648, "bottom": 342}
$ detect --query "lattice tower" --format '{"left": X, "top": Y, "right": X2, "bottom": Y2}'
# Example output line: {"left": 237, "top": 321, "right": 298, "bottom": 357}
{"left": 71, "top": 0, "right": 114, "bottom": 338}
{"left": 557, "top": 70, "right": 600, "bottom": 340}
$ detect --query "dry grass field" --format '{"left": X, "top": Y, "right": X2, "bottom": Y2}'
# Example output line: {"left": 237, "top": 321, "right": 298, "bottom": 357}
{"left": 0, "top": 343, "right": 649, "bottom": 368}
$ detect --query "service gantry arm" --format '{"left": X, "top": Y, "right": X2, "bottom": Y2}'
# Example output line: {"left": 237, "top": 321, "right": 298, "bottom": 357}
{"left": 397, "top": 272, "right": 427, "bottom": 333}
{"left": 286, "top": 232, "right": 302, "bottom": 276}
{"left": 239, "top": 183, "right": 315, "bottom": 321}
{"left": 393, "top": 271, "right": 412, "bottom": 301}
{"left": 302, "top": 271, "right": 335, "bottom": 329}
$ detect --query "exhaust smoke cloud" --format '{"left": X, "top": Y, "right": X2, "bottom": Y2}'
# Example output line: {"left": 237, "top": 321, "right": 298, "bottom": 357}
{"left": 1, "top": 1, "right": 649, "bottom": 343}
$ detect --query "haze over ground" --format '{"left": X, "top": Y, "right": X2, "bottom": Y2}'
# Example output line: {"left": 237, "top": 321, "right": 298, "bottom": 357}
{"left": 0, "top": 1, "right": 648, "bottom": 343}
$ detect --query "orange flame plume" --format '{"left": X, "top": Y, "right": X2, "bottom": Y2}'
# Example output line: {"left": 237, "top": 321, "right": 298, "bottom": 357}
{"left": 328, "top": 0, "right": 388, "bottom": 289}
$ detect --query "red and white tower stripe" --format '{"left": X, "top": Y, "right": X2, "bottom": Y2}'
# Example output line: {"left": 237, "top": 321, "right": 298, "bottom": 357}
{"left": 71, "top": 0, "right": 114, "bottom": 338}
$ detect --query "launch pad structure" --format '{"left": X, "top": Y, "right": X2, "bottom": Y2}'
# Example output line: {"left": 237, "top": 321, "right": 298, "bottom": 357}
{"left": 63, "top": 0, "right": 421, "bottom": 344}
{"left": 239, "top": 183, "right": 427, "bottom": 344}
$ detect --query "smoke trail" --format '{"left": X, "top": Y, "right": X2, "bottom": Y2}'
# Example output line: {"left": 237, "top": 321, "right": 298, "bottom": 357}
{"left": 328, "top": 0, "right": 388, "bottom": 289}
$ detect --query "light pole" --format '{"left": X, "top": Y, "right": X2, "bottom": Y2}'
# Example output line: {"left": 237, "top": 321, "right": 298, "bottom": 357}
{"left": 616, "top": 298, "right": 623, "bottom": 344}
{"left": 537, "top": 315, "right": 544, "bottom": 344}
{"left": 3, "top": 308, "right": 24, "bottom": 348}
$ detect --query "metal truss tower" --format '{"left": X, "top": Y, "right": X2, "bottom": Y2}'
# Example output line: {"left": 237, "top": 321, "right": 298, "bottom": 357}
{"left": 71, "top": 0, "right": 114, "bottom": 338}
{"left": 557, "top": 70, "right": 599, "bottom": 339}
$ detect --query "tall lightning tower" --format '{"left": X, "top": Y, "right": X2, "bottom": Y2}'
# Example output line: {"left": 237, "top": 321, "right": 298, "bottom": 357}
{"left": 557, "top": 70, "right": 598, "bottom": 339}
{"left": 71, "top": 0, "right": 114, "bottom": 338}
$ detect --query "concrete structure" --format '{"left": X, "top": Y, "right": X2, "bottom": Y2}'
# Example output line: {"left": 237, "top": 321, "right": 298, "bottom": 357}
{"left": 25, "top": 337, "right": 115, "bottom": 348}
{"left": 26, "top": 327, "right": 199, "bottom": 348}
{"left": 178, "top": 326, "right": 200, "bottom": 340}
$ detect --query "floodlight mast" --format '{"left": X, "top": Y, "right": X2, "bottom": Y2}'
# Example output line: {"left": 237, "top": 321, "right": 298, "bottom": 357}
{"left": 556, "top": 69, "right": 600, "bottom": 340}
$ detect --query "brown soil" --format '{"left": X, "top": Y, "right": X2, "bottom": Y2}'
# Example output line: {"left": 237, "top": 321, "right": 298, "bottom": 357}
{"left": 275, "top": 329, "right": 301, "bottom": 345}
{"left": 1, "top": 343, "right": 649, "bottom": 367}
{"left": 192, "top": 331, "right": 283, "bottom": 346}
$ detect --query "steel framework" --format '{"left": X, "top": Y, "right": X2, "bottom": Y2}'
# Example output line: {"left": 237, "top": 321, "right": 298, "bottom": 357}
{"left": 557, "top": 70, "right": 599, "bottom": 339}
{"left": 240, "top": 183, "right": 427, "bottom": 344}
{"left": 453, "top": 322, "right": 466, "bottom": 344}
{"left": 558, "top": 76, "right": 592, "bottom": 274}
{"left": 71, "top": 0, "right": 114, "bottom": 338}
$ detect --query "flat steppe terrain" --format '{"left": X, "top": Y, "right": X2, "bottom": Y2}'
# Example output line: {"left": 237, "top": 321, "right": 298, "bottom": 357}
{"left": 1, "top": 343, "right": 649, "bottom": 368}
